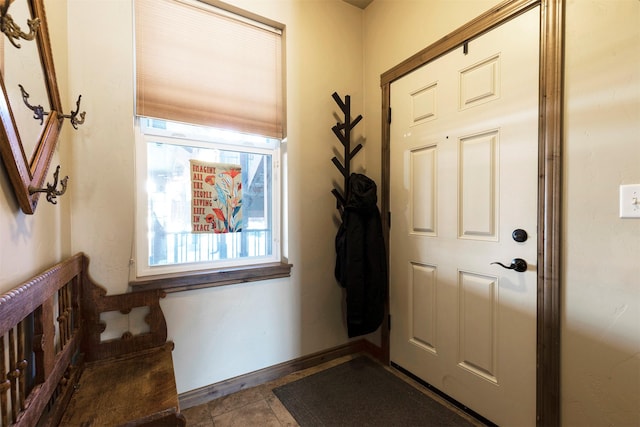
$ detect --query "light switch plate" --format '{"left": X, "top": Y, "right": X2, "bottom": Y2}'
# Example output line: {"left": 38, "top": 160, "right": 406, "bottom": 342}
{"left": 619, "top": 184, "right": 640, "bottom": 218}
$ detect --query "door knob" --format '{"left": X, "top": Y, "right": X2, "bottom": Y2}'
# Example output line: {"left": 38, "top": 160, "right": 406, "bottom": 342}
{"left": 491, "top": 258, "right": 527, "bottom": 272}
{"left": 512, "top": 229, "right": 528, "bottom": 242}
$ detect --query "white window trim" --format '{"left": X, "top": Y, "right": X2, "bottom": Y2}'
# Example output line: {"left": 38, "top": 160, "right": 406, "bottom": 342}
{"left": 133, "top": 118, "right": 282, "bottom": 279}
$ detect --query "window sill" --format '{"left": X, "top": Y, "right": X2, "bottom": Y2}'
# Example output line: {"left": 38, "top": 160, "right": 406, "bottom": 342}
{"left": 129, "top": 262, "right": 293, "bottom": 293}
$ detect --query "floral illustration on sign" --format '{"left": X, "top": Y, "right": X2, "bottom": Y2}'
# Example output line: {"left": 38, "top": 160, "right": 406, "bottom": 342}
{"left": 190, "top": 159, "right": 242, "bottom": 233}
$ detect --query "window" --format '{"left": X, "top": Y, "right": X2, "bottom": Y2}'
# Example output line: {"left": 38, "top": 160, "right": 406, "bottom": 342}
{"left": 133, "top": 0, "right": 288, "bottom": 284}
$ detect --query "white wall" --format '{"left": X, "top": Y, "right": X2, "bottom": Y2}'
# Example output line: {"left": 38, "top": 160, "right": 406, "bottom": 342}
{"left": 65, "top": 0, "right": 364, "bottom": 393}
{"left": 363, "top": 0, "right": 640, "bottom": 425}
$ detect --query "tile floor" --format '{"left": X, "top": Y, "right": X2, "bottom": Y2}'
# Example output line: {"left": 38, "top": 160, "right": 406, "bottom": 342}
{"left": 181, "top": 354, "right": 486, "bottom": 427}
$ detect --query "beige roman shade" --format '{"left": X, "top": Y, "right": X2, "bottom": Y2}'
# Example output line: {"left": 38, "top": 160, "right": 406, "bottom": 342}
{"left": 135, "top": 0, "right": 283, "bottom": 139}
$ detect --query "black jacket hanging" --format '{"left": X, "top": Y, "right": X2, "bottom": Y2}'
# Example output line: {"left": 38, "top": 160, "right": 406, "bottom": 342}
{"left": 335, "top": 173, "right": 387, "bottom": 338}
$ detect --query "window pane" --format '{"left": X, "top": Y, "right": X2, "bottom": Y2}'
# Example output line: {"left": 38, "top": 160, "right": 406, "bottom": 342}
{"left": 147, "top": 140, "right": 272, "bottom": 267}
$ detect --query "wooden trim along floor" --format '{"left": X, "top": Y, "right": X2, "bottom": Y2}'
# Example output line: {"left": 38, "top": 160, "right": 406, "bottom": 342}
{"left": 179, "top": 339, "right": 379, "bottom": 410}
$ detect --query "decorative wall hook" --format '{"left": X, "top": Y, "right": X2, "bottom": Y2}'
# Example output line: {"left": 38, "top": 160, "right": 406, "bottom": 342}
{"left": 0, "top": 2, "right": 40, "bottom": 48}
{"left": 330, "top": 92, "right": 363, "bottom": 214}
{"left": 18, "top": 85, "right": 86, "bottom": 129}
{"left": 19, "top": 84, "right": 47, "bottom": 125}
{"left": 29, "top": 165, "right": 68, "bottom": 204}
{"left": 61, "top": 94, "right": 86, "bottom": 129}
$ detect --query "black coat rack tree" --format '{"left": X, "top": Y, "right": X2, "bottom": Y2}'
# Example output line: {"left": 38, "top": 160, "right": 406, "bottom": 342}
{"left": 331, "top": 92, "right": 363, "bottom": 214}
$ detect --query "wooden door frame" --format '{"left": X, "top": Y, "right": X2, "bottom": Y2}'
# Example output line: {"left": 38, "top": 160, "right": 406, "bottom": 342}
{"left": 379, "top": 1, "right": 563, "bottom": 426}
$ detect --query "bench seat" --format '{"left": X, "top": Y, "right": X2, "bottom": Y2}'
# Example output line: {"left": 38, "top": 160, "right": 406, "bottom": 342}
{"left": 60, "top": 343, "right": 180, "bottom": 426}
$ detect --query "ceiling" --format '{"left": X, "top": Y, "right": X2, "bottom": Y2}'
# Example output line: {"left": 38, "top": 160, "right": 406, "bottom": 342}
{"left": 343, "top": 0, "right": 374, "bottom": 10}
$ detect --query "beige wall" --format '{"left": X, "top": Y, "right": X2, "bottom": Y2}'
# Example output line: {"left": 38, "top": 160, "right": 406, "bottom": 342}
{"left": 0, "top": 1, "right": 71, "bottom": 291}
{"left": 64, "top": 0, "right": 364, "bottom": 392}
{"left": 562, "top": 1, "right": 639, "bottom": 425}
{"left": 363, "top": 0, "right": 640, "bottom": 425}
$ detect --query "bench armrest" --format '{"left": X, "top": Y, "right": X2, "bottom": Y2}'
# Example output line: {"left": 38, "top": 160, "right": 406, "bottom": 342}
{"left": 81, "top": 255, "right": 170, "bottom": 362}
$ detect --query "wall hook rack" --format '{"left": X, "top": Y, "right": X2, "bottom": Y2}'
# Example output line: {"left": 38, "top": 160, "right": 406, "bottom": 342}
{"left": 29, "top": 164, "right": 68, "bottom": 204}
{"left": 19, "top": 84, "right": 86, "bottom": 129}
{"left": 330, "top": 92, "right": 363, "bottom": 214}
{"left": 0, "top": 1, "right": 40, "bottom": 49}
{"left": 19, "top": 84, "right": 46, "bottom": 124}
{"left": 61, "top": 94, "right": 86, "bottom": 129}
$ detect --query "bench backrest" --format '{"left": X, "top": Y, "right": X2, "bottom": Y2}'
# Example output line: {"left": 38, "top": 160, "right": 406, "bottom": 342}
{"left": 0, "top": 253, "right": 170, "bottom": 427}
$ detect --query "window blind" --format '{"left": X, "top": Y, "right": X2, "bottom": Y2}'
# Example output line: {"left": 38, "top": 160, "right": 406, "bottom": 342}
{"left": 135, "top": 0, "right": 283, "bottom": 139}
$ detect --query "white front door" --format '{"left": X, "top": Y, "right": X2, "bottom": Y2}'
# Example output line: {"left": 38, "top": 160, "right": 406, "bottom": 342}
{"left": 389, "top": 7, "right": 540, "bottom": 426}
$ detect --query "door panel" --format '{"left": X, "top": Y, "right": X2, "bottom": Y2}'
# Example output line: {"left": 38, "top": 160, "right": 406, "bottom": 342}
{"left": 410, "top": 146, "right": 437, "bottom": 234}
{"left": 458, "top": 270, "right": 498, "bottom": 382}
{"left": 410, "top": 262, "right": 437, "bottom": 351}
{"left": 389, "top": 7, "right": 540, "bottom": 426}
{"left": 459, "top": 130, "right": 498, "bottom": 239}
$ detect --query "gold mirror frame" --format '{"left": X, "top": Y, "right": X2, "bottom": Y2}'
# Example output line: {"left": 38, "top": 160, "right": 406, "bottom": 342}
{"left": 0, "top": 0, "right": 63, "bottom": 214}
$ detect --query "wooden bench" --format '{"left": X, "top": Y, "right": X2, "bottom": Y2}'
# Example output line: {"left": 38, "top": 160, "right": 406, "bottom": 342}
{"left": 0, "top": 253, "right": 185, "bottom": 426}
